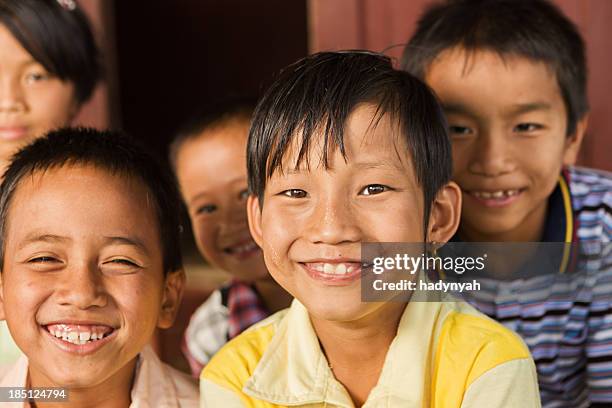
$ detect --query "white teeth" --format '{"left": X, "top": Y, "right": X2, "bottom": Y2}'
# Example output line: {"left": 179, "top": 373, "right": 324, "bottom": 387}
{"left": 472, "top": 189, "right": 521, "bottom": 199}
{"left": 48, "top": 328, "right": 108, "bottom": 345}
{"left": 317, "top": 263, "right": 356, "bottom": 275}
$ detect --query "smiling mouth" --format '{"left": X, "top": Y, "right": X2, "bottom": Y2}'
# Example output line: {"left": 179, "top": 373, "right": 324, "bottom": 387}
{"left": 468, "top": 189, "right": 524, "bottom": 199}
{"left": 223, "top": 240, "right": 260, "bottom": 258}
{"left": 44, "top": 324, "right": 115, "bottom": 346}
{"left": 0, "top": 126, "right": 28, "bottom": 141}
{"left": 307, "top": 262, "right": 361, "bottom": 275}
{"left": 466, "top": 188, "right": 526, "bottom": 207}
{"left": 301, "top": 261, "right": 363, "bottom": 284}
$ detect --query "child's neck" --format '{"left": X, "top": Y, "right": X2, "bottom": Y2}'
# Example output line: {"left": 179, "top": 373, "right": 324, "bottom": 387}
{"left": 310, "top": 302, "right": 406, "bottom": 407}
{"left": 28, "top": 358, "right": 136, "bottom": 408}
{"left": 254, "top": 279, "right": 292, "bottom": 313}
{"left": 460, "top": 202, "right": 548, "bottom": 242}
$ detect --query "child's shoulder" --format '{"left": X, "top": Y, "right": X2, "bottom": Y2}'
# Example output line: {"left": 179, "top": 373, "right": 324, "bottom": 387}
{"left": 439, "top": 299, "right": 529, "bottom": 354}
{"left": 201, "top": 308, "right": 288, "bottom": 386}
{"left": 134, "top": 346, "right": 199, "bottom": 407}
{"left": 430, "top": 299, "right": 534, "bottom": 398}
{"left": 567, "top": 166, "right": 612, "bottom": 242}
{"left": 568, "top": 166, "right": 612, "bottom": 206}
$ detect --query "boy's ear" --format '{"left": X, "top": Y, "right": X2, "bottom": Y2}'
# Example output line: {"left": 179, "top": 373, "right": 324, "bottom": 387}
{"left": 247, "top": 195, "right": 264, "bottom": 249}
{"left": 563, "top": 114, "right": 589, "bottom": 165}
{"left": 427, "top": 181, "right": 462, "bottom": 243}
{"left": 157, "top": 269, "right": 185, "bottom": 330}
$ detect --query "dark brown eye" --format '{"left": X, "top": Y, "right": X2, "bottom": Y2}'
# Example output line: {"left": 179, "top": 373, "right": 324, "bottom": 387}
{"left": 196, "top": 204, "right": 217, "bottom": 215}
{"left": 360, "top": 184, "right": 389, "bottom": 196}
{"left": 514, "top": 123, "right": 543, "bottom": 132}
{"left": 282, "top": 189, "right": 307, "bottom": 198}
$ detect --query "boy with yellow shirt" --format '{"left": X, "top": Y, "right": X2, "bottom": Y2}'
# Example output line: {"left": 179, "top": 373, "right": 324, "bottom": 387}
{"left": 200, "top": 51, "right": 540, "bottom": 407}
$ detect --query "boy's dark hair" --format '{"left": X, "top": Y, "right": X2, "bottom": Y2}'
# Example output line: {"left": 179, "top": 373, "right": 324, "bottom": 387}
{"left": 0, "top": 0, "right": 101, "bottom": 104}
{"left": 0, "top": 128, "right": 182, "bottom": 274}
{"left": 248, "top": 51, "right": 451, "bottom": 233}
{"left": 400, "top": 0, "right": 588, "bottom": 137}
{"left": 169, "top": 97, "right": 256, "bottom": 170}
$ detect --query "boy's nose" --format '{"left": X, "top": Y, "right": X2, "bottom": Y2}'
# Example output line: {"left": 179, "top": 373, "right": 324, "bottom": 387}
{"left": 468, "top": 132, "right": 516, "bottom": 177}
{"left": 0, "top": 77, "right": 26, "bottom": 113}
{"left": 303, "top": 196, "right": 361, "bottom": 245}
{"left": 56, "top": 263, "right": 108, "bottom": 309}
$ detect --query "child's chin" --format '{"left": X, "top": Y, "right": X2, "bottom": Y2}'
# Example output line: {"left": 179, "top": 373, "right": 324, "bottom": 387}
{"left": 44, "top": 369, "right": 112, "bottom": 389}
{"left": 307, "top": 299, "right": 370, "bottom": 323}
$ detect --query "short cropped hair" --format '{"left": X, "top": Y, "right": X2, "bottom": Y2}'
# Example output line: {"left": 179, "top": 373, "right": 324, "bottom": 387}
{"left": 401, "top": 0, "right": 588, "bottom": 136}
{"left": 0, "top": 128, "right": 182, "bottom": 274}
{"left": 0, "top": 0, "right": 101, "bottom": 104}
{"left": 247, "top": 51, "right": 451, "bottom": 232}
{"left": 169, "top": 97, "right": 256, "bottom": 170}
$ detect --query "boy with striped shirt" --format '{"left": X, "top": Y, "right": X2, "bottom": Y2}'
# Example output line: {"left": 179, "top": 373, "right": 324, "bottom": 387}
{"left": 402, "top": 1, "right": 612, "bottom": 406}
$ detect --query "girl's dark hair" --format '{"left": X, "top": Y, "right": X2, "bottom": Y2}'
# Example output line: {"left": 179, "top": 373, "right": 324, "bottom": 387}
{"left": 401, "top": 0, "right": 588, "bottom": 136}
{"left": 0, "top": 0, "right": 101, "bottom": 104}
{"left": 247, "top": 51, "right": 452, "bottom": 233}
{"left": 0, "top": 128, "right": 183, "bottom": 274}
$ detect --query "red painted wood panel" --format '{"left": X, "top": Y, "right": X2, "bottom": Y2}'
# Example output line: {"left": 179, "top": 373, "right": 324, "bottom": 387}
{"left": 73, "top": 0, "right": 119, "bottom": 129}
{"left": 308, "top": 0, "right": 612, "bottom": 171}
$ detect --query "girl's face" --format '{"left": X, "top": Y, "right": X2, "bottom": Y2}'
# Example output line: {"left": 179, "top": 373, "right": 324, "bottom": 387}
{"left": 0, "top": 24, "right": 78, "bottom": 168}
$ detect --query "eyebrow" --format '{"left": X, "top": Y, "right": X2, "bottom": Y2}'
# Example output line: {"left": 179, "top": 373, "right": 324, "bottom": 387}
{"left": 442, "top": 102, "right": 552, "bottom": 117}
{"left": 188, "top": 176, "right": 247, "bottom": 203}
{"left": 18, "top": 234, "right": 70, "bottom": 250}
{"left": 506, "top": 102, "right": 552, "bottom": 116}
{"left": 17, "top": 234, "right": 150, "bottom": 255}
{"left": 102, "top": 236, "right": 150, "bottom": 256}
{"left": 352, "top": 161, "right": 405, "bottom": 171}
{"left": 279, "top": 161, "right": 405, "bottom": 175}
{"left": 441, "top": 103, "right": 472, "bottom": 116}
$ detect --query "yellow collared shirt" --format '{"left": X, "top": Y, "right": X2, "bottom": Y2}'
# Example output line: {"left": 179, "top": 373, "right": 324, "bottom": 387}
{"left": 201, "top": 294, "right": 540, "bottom": 408}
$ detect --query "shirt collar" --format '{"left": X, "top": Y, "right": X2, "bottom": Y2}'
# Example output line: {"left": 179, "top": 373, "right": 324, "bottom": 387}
{"left": 541, "top": 170, "right": 574, "bottom": 243}
{"left": 130, "top": 345, "right": 182, "bottom": 407}
{"left": 0, "top": 346, "right": 182, "bottom": 408}
{"left": 243, "top": 295, "right": 446, "bottom": 406}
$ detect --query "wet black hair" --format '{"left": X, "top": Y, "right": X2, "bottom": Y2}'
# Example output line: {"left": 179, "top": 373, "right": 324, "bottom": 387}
{"left": 169, "top": 97, "right": 256, "bottom": 171}
{"left": 0, "top": 0, "right": 101, "bottom": 104}
{"left": 247, "top": 51, "right": 452, "bottom": 233}
{"left": 0, "top": 128, "right": 182, "bottom": 274}
{"left": 401, "top": 0, "right": 588, "bottom": 136}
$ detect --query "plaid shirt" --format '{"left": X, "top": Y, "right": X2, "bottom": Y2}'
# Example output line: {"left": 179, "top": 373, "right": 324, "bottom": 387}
{"left": 182, "top": 280, "right": 269, "bottom": 377}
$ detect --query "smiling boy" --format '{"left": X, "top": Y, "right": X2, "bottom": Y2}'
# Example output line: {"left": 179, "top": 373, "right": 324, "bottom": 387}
{"left": 170, "top": 100, "right": 292, "bottom": 376}
{"left": 0, "top": 128, "right": 198, "bottom": 407}
{"left": 200, "top": 51, "right": 540, "bottom": 407}
{"left": 401, "top": 0, "right": 612, "bottom": 406}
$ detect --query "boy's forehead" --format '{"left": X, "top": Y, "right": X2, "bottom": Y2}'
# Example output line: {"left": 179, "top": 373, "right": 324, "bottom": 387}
{"left": 428, "top": 46, "right": 557, "bottom": 81}
{"left": 425, "top": 47, "right": 564, "bottom": 114}
{"left": 7, "top": 165, "right": 154, "bottom": 219}
{"left": 275, "top": 104, "right": 412, "bottom": 173}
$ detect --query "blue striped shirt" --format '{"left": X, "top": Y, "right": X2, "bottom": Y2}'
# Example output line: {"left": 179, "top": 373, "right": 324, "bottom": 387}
{"left": 458, "top": 166, "right": 612, "bottom": 408}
